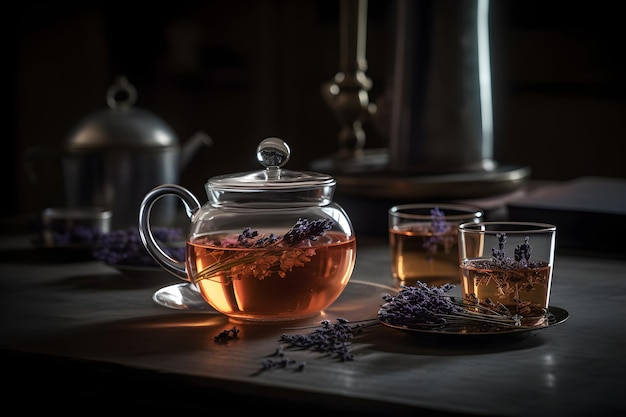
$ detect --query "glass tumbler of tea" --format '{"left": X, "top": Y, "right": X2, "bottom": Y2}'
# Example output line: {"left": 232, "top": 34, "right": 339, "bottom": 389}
{"left": 458, "top": 221, "right": 557, "bottom": 325}
{"left": 388, "top": 203, "right": 483, "bottom": 287}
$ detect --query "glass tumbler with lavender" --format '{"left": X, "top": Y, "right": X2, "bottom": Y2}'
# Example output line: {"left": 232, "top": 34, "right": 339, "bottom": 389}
{"left": 388, "top": 204, "right": 483, "bottom": 287}
{"left": 458, "top": 222, "right": 557, "bottom": 326}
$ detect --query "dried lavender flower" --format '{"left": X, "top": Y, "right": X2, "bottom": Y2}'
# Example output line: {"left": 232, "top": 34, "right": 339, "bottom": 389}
{"left": 430, "top": 207, "right": 448, "bottom": 234}
{"left": 281, "top": 218, "right": 334, "bottom": 245}
{"left": 479, "top": 233, "right": 539, "bottom": 270}
{"left": 514, "top": 236, "right": 533, "bottom": 264}
{"left": 48, "top": 224, "right": 105, "bottom": 246}
{"left": 92, "top": 227, "right": 184, "bottom": 266}
{"left": 194, "top": 217, "right": 335, "bottom": 284}
{"left": 260, "top": 341, "right": 306, "bottom": 372}
{"left": 259, "top": 319, "right": 362, "bottom": 373}
{"left": 378, "top": 282, "right": 463, "bottom": 326}
{"left": 214, "top": 326, "right": 240, "bottom": 343}
{"left": 262, "top": 357, "right": 298, "bottom": 370}
{"left": 492, "top": 233, "right": 507, "bottom": 262}
{"left": 379, "top": 281, "right": 525, "bottom": 329}
{"left": 278, "top": 318, "right": 366, "bottom": 362}
{"left": 461, "top": 233, "right": 550, "bottom": 319}
{"left": 423, "top": 207, "right": 453, "bottom": 256}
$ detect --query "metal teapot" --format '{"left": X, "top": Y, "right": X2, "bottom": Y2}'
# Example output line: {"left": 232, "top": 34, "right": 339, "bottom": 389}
{"left": 26, "top": 76, "right": 212, "bottom": 228}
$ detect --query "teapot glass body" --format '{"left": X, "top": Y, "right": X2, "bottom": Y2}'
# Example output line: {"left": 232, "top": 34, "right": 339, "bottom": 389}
{"left": 139, "top": 138, "right": 356, "bottom": 322}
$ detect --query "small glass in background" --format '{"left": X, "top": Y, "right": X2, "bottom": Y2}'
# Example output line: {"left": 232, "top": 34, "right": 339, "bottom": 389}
{"left": 39, "top": 207, "right": 112, "bottom": 248}
{"left": 388, "top": 203, "right": 484, "bottom": 288}
{"left": 458, "top": 221, "right": 557, "bottom": 326}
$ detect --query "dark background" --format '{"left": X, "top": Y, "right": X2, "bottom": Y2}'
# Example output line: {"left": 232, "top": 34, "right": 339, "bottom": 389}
{"left": 6, "top": 0, "right": 626, "bottom": 219}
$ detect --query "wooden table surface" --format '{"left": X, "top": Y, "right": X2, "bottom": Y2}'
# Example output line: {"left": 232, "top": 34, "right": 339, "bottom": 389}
{"left": 0, "top": 233, "right": 624, "bottom": 416}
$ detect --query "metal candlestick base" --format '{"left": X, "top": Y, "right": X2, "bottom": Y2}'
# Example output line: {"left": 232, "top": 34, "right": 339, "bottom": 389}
{"left": 311, "top": 149, "right": 530, "bottom": 200}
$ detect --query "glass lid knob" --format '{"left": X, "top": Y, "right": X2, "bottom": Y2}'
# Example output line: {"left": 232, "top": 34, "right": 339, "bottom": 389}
{"left": 256, "top": 137, "right": 291, "bottom": 169}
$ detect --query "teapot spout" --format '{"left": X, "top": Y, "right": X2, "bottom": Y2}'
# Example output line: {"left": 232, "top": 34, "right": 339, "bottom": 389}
{"left": 181, "top": 131, "right": 213, "bottom": 169}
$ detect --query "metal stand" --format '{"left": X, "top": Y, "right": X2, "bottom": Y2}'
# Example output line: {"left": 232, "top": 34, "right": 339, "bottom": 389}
{"left": 315, "top": 0, "right": 530, "bottom": 200}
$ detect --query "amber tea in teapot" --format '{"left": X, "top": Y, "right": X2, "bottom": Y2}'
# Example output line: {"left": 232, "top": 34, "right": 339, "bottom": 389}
{"left": 139, "top": 138, "right": 356, "bottom": 322}
{"left": 187, "top": 223, "right": 355, "bottom": 320}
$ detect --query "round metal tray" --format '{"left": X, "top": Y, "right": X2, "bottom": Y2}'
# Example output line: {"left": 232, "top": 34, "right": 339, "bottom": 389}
{"left": 311, "top": 149, "right": 530, "bottom": 200}
{"left": 335, "top": 165, "right": 531, "bottom": 200}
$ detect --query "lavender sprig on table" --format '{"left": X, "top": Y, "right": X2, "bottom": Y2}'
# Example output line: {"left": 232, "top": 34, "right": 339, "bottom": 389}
{"left": 378, "top": 282, "right": 463, "bottom": 326}
{"left": 92, "top": 227, "right": 185, "bottom": 266}
{"left": 253, "top": 282, "right": 530, "bottom": 372}
{"left": 379, "top": 282, "right": 525, "bottom": 329}
{"left": 47, "top": 225, "right": 105, "bottom": 246}
{"left": 279, "top": 318, "right": 365, "bottom": 362}
{"left": 255, "top": 318, "right": 372, "bottom": 372}
{"left": 214, "top": 326, "right": 240, "bottom": 343}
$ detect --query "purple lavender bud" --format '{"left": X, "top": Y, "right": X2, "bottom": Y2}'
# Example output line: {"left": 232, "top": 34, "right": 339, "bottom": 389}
{"left": 492, "top": 233, "right": 507, "bottom": 262}
{"left": 514, "top": 236, "right": 533, "bottom": 264}
{"left": 430, "top": 207, "right": 448, "bottom": 234}
{"left": 282, "top": 218, "right": 334, "bottom": 245}
{"left": 378, "top": 282, "right": 464, "bottom": 326}
{"left": 423, "top": 207, "right": 451, "bottom": 255}
{"left": 92, "top": 227, "right": 184, "bottom": 266}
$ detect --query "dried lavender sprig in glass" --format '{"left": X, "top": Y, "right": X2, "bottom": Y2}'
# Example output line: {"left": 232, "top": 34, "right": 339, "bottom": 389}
{"left": 423, "top": 207, "right": 451, "bottom": 254}
{"left": 487, "top": 233, "right": 539, "bottom": 269}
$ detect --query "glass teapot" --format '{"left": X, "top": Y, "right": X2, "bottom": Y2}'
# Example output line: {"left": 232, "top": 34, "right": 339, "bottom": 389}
{"left": 139, "top": 137, "right": 356, "bottom": 322}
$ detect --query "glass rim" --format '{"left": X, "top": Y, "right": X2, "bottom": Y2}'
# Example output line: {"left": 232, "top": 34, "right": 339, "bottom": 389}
{"left": 389, "top": 203, "right": 483, "bottom": 220}
{"left": 458, "top": 221, "right": 557, "bottom": 234}
{"left": 42, "top": 207, "right": 113, "bottom": 220}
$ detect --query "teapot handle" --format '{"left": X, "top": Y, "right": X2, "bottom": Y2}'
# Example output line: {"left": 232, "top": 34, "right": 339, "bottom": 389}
{"left": 138, "top": 184, "right": 201, "bottom": 281}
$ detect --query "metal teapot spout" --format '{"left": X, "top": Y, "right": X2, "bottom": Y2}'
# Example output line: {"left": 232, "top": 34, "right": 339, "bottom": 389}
{"left": 181, "top": 131, "right": 213, "bottom": 170}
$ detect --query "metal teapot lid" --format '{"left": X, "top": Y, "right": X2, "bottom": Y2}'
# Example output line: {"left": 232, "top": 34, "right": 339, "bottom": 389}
{"left": 206, "top": 137, "right": 336, "bottom": 207}
{"left": 64, "top": 76, "right": 179, "bottom": 151}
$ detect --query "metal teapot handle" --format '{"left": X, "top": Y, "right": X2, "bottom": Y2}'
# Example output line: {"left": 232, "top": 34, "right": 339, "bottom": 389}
{"left": 138, "top": 184, "right": 201, "bottom": 281}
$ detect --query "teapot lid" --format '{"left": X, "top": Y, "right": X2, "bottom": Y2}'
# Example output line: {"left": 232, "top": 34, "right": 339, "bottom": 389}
{"left": 64, "top": 76, "right": 179, "bottom": 151}
{"left": 206, "top": 137, "right": 336, "bottom": 206}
